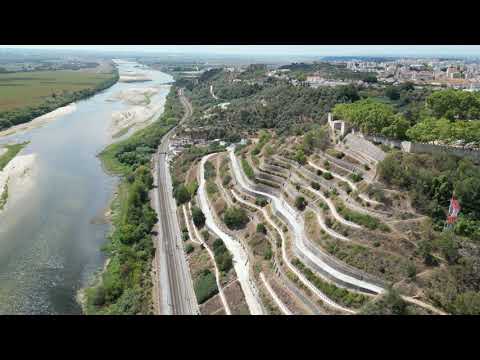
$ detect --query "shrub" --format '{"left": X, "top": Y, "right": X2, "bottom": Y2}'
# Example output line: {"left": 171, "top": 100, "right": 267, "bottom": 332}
{"left": 311, "top": 181, "right": 321, "bottom": 190}
{"left": 349, "top": 173, "right": 363, "bottom": 183}
{"left": 255, "top": 196, "right": 268, "bottom": 207}
{"left": 323, "top": 172, "right": 333, "bottom": 180}
{"left": 185, "top": 243, "right": 194, "bottom": 254}
{"left": 316, "top": 169, "right": 323, "bottom": 176}
{"left": 204, "top": 160, "right": 216, "bottom": 180}
{"left": 223, "top": 207, "right": 249, "bottom": 229}
{"left": 295, "top": 196, "right": 307, "bottom": 211}
{"left": 174, "top": 184, "right": 191, "bottom": 205}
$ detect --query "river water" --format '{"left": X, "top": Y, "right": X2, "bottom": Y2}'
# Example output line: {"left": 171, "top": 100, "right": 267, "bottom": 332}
{"left": 0, "top": 61, "right": 172, "bottom": 314}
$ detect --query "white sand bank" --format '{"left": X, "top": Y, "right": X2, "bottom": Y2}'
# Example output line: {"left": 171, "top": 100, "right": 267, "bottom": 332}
{"left": 0, "top": 153, "right": 38, "bottom": 211}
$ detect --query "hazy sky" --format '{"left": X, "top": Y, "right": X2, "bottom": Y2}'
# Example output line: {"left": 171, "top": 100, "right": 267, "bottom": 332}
{"left": 1, "top": 45, "right": 480, "bottom": 57}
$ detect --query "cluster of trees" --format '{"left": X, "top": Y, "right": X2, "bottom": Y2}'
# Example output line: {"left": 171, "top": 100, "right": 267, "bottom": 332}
{"left": 86, "top": 165, "right": 157, "bottom": 314}
{"left": 186, "top": 71, "right": 365, "bottom": 138}
{"left": 279, "top": 62, "right": 376, "bottom": 83}
{"left": 333, "top": 99, "right": 410, "bottom": 140}
{"left": 406, "top": 116, "right": 480, "bottom": 147}
{"left": 378, "top": 151, "right": 480, "bottom": 240}
{"left": 0, "top": 69, "right": 119, "bottom": 131}
{"left": 426, "top": 89, "right": 480, "bottom": 120}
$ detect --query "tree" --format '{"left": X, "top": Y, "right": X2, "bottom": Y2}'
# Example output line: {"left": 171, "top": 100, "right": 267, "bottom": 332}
{"left": 191, "top": 206, "right": 206, "bottom": 228}
{"left": 381, "top": 114, "right": 410, "bottom": 140}
{"left": 174, "top": 184, "right": 191, "bottom": 205}
{"left": 337, "top": 84, "right": 360, "bottom": 102}
{"left": 385, "top": 86, "right": 400, "bottom": 101}
{"left": 294, "top": 148, "right": 307, "bottom": 165}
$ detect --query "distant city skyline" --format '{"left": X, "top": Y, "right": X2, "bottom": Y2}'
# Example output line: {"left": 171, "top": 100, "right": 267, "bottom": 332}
{"left": 1, "top": 45, "right": 480, "bottom": 58}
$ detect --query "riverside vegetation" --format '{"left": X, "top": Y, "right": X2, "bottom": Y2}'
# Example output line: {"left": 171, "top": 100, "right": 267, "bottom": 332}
{"left": 83, "top": 86, "right": 184, "bottom": 315}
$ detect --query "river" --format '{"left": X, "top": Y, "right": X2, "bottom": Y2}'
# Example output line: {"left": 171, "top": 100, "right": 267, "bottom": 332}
{"left": 0, "top": 60, "right": 173, "bottom": 314}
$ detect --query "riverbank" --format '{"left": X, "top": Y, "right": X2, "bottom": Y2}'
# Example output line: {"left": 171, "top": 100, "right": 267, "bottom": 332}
{"left": 0, "top": 152, "right": 37, "bottom": 212}
{"left": 82, "top": 86, "right": 184, "bottom": 315}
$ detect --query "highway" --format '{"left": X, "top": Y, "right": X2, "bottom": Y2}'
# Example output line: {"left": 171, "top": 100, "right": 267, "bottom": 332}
{"left": 152, "top": 88, "right": 199, "bottom": 315}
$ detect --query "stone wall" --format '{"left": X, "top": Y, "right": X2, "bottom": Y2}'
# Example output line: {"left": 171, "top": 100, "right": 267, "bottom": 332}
{"left": 362, "top": 134, "right": 480, "bottom": 164}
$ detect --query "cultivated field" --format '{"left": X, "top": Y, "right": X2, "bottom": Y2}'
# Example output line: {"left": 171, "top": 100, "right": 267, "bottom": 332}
{"left": 0, "top": 66, "right": 115, "bottom": 112}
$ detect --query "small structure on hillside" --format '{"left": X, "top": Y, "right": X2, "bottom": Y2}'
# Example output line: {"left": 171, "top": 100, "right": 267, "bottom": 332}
{"left": 327, "top": 113, "right": 350, "bottom": 136}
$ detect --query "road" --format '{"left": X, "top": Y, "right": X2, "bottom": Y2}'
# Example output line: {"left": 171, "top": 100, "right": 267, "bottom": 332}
{"left": 152, "top": 88, "right": 199, "bottom": 315}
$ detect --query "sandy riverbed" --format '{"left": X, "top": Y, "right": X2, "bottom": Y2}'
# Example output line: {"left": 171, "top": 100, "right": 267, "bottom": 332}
{"left": 119, "top": 74, "right": 152, "bottom": 83}
{"left": 0, "top": 103, "right": 77, "bottom": 138}
{"left": 0, "top": 153, "right": 38, "bottom": 212}
{"left": 108, "top": 85, "right": 170, "bottom": 138}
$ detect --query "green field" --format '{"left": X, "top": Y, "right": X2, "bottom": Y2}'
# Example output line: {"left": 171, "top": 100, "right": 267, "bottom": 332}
{"left": 0, "top": 67, "right": 118, "bottom": 131}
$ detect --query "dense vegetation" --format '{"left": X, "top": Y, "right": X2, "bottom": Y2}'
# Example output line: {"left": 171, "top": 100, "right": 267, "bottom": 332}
{"left": 279, "top": 62, "right": 376, "bottom": 83}
{"left": 378, "top": 152, "right": 480, "bottom": 239}
{"left": 334, "top": 88, "right": 480, "bottom": 146}
{"left": 84, "top": 87, "right": 183, "bottom": 315}
{"left": 333, "top": 99, "right": 410, "bottom": 139}
{"left": 378, "top": 151, "right": 480, "bottom": 314}
{"left": 0, "top": 66, "right": 119, "bottom": 131}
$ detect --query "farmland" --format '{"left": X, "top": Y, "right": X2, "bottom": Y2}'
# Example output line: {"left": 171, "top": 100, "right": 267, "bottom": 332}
{"left": 0, "top": 64, "right": 118, "bottom": 130}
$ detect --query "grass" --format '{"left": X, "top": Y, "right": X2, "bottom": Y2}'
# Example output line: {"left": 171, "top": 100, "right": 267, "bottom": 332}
{"left": 0, "top": 69, "right": 115, "bottom": 112}
{"left": 0, "top": 142, "right": 29, "bottom": 171}
{"left": 194, "top": 269, "right": 218, "bottom": 304}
